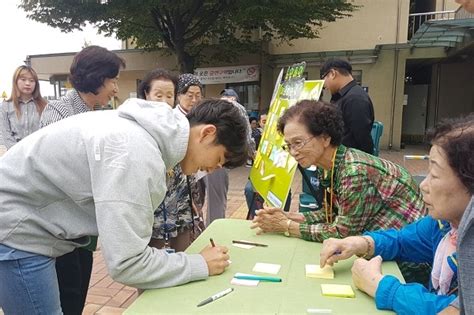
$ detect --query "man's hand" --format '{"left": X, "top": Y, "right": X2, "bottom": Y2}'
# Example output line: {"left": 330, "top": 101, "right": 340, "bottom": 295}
{"left": 351, "top": 256, "right": 384, "bottom": 298}
{"left": 200, "top": 245, "right": 230, "bottom": 276}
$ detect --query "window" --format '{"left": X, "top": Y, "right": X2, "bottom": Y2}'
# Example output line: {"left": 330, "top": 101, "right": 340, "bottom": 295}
{"left": 226, "top": 82, "right": 260, "bottom": 111}
{"left": 352, "top": 70, "right": 363, "bottom": 85}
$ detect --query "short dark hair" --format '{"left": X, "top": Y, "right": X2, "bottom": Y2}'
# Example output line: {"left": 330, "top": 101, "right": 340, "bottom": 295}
{"left": 187, "top": 99, "right": 249, "bottom": 168}
{"left": 277, "top": 100, "right": 344, "bottom": 146}
{"left": 138, "top": 68, "right": 178, "bottom": 100}
{"left": 426, "top": 114, "right": 474, "bottom": 194}
{"left": 320, "top": 58, "right": 352, "bottom": 78}
{"left": 249, "top": 117, "right": 258, "bottom": 124}
{"left": 69, "top": 45, "right": 126, "bottom": 94}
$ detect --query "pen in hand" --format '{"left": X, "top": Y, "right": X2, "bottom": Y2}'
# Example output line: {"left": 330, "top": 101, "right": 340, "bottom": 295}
{"left": 197, "top": 287, "right": 234, "bottom": 307}
{"left": 210, "top": 238, "right": 216, "bottom": 247}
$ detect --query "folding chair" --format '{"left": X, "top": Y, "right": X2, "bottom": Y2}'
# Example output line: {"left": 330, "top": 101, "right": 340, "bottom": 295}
{"left": 371, "top": 121, "right": 384, "bottom": 156}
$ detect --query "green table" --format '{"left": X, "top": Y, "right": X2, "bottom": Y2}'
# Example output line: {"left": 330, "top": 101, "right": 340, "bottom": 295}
{"left": 125, "top": 219, "right": 401, "bottom": 314}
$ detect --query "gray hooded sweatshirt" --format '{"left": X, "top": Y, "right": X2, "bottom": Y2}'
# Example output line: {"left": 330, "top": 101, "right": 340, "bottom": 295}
{"left": 0, "top": 98, "right": 208, "bottom": 289}
{"left": 456, "top": 196, "right": 474, "bottom": 314}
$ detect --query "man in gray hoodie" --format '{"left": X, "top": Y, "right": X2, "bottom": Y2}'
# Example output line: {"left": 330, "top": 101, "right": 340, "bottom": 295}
{"left": 0, "top": 98, "right": 249, "bottom": 314}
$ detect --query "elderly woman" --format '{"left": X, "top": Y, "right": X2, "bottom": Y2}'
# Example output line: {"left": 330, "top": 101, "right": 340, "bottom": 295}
{"left": 138, "top": 69, "right": 205, "bottom": 252}
{"left": 320, "top": 114, "right": 473, "bottom": 314}
{"left": 251, "top": 100, "right": 427, "bottom": 281}
{"left": 176, "top": 73, "right": 203, "bottom": 115}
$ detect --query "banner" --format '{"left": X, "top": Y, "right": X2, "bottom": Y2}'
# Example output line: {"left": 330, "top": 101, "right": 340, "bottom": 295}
{"left": 249, "top": 62, "right": 324, "bottom": 208}
{"left": 194, "top": 65, "right": 259, "bottom": 84}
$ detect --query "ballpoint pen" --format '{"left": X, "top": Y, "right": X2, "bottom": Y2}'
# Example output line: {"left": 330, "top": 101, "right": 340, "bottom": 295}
{"left": 210, "top": 238, "right": 216, "bottom": 247}
{"left": 197, "top": 287, "right": 234, "bottom": 307}
{"left": 234, "top": 274, "right": 282, "bottom": 282}
{"left": 232, "top": 240, "right": 268, "bottom": 247}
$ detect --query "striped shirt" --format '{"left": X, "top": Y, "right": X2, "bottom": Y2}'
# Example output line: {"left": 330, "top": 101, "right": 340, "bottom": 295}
{"left": 40, "top": 89, "right": 90, "bottom": 127}
{"left": 300, "top": 145, "right": 426, "bottom": 242}
{"left": 1, "top": 99, "right": 41, "bottom": 149}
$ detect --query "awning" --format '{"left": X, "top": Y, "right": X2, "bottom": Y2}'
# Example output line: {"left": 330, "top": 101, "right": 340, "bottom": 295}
{"left": 409, "top": 18, "right": 474, "bottom": 48}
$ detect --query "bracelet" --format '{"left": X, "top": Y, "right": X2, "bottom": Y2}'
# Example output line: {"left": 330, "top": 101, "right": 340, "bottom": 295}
{"left": 284, "top": 219, "right": 292, "bottom": 237}
{"left": 358, "top": 236, "right": 373, "bottom": 259}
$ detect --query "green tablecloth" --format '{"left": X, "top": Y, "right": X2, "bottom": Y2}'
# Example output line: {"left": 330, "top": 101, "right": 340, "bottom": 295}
{"left": 125, "top": 219, "right": 401, "bottom": 314}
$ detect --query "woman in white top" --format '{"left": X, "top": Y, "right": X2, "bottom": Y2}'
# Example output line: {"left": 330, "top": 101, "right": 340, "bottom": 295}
{"left": 1, "top": 65, "right": 47, "bottom": 149}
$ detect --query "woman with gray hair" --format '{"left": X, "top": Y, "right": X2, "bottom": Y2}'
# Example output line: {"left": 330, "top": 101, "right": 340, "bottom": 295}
{"left": 176, "top": 73, "right": 203, "bottom": 115}
{"left": 320, "top": 114, "right": 474, "bottom": 314}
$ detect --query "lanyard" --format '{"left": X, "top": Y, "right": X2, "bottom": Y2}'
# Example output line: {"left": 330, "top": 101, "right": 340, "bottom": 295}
{"left": 161, "top": 202, "right": 172, "bottom": 248}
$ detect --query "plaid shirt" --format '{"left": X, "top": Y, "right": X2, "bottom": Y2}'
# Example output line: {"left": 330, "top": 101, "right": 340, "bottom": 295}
{"left": 300, "top": 145, "right": 426, "bottom": 242}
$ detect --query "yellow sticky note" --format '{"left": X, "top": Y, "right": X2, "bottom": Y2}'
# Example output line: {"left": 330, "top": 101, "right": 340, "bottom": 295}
{"left": 305, "top": 264, "right": 334, "bottom": 279}
{"left": 321, "top": 284, "right": 355, "bottom": 298}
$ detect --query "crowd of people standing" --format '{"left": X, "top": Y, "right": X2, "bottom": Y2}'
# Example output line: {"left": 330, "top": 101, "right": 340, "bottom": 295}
{"left": 0, "top": 44, "right": 473, "bottom": 315}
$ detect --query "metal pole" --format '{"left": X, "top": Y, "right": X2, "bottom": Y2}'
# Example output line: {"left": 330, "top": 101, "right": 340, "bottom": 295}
{"left": 388, "top": 0, "right": 402, "bottom": 149}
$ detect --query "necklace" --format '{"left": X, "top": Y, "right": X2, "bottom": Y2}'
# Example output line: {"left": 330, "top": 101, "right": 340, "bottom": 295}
{"left": 323, "top": 148, "right": 337, "bottom": 223}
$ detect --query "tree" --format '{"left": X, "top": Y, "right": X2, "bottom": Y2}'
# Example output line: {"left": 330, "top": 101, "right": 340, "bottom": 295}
{"left": 20, "top": 0, "right": 355, "bottom": 73}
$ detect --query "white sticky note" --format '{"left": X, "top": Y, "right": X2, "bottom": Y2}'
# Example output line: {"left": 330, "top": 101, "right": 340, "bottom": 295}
{"left": 252, "top": 262, "right": 281, "bottom": 275}
{"left": 232, "top": 243, "right": 255, "bottom": 249}
{"left": 305, "top": 264, "right": 334, "bottom": 279}
{"left": 231, "top": 277, "right": 259, "bottom": 287}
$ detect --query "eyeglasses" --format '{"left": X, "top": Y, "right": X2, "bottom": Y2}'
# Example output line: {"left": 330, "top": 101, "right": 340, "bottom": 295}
{"left": 185, "top": 91, "right": 202, "bottom": 100}
{"left": 281, "top": 137, "right": 314, "bottom": 152}
{"left": 320, "top": 69, "right": 332, "bottom": 80}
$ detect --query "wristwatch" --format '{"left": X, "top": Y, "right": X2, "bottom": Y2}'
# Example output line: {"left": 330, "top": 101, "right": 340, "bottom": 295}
{"left": 284, "top": 219, "right": 292, "bottom": 237}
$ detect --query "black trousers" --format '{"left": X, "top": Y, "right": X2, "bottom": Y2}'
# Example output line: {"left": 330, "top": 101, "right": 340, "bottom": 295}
{"left": 55, "top": 248, "right": 93, "bottom": 315}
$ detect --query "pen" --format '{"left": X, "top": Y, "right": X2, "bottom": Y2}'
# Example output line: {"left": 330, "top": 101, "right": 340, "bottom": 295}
{"left": 234, "top": 274, "right": 282, "bottom": 282}
{"left": 232, "top": 240, "right": 268, "bottom": 247}
{"left": 210, "top": 238, "right": 216, "bottom": 247}
{"left": 197, "top": 287, "right": 233, "bottom": 307}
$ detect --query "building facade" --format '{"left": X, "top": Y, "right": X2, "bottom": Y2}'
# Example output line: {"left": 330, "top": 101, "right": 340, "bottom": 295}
{"left": 27, "top": 0, "right": 474, "bottom": 149}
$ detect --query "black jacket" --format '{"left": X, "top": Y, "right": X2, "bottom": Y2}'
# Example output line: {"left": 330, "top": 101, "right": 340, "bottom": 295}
{"left": 331, "top": 80, "right": 374, "bottom": 154}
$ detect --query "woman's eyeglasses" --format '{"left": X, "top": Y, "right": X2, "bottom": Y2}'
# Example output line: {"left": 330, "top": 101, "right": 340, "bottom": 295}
{"left": 281, "top": 137, "right": 314, "bottom": 152}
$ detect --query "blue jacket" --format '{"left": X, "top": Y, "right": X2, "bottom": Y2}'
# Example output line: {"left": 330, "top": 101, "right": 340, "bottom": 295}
{"left": 365, "top": 216, "right": 457, "bottom": 314}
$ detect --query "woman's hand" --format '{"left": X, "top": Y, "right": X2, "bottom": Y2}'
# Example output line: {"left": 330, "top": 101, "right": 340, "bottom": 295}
{"left": 351, "top": 256, "right": 384, "bottom": 298}
{"left": 320, "top": 236, "right": 369, "bottom": 267}
{"left": 250, "top": 206, "right": 288, "bottom": 234}
{"left": 437, "top": 306, "right": 459, "bottom": 315}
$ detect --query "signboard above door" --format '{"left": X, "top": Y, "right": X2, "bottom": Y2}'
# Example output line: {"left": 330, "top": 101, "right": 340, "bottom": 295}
{"left": 195, "top": 65, "right": 259, "bottom": 84}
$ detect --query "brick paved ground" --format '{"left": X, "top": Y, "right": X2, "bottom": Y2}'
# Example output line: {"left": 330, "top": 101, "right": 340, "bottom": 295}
{"left": 0, "top": 145, "right": 429, "bottom": 314}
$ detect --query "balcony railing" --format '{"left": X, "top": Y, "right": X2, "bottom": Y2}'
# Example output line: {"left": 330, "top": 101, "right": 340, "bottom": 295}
{"left": 408, "top": 10, "right": 456, "bottom": 40}
{"left": 455, "top": 6, "right": 474, "bottom": 19}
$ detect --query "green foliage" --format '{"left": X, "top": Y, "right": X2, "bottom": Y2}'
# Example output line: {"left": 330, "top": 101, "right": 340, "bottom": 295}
{"left": 20, "top": 0, "right": 355, "bottom": 72}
